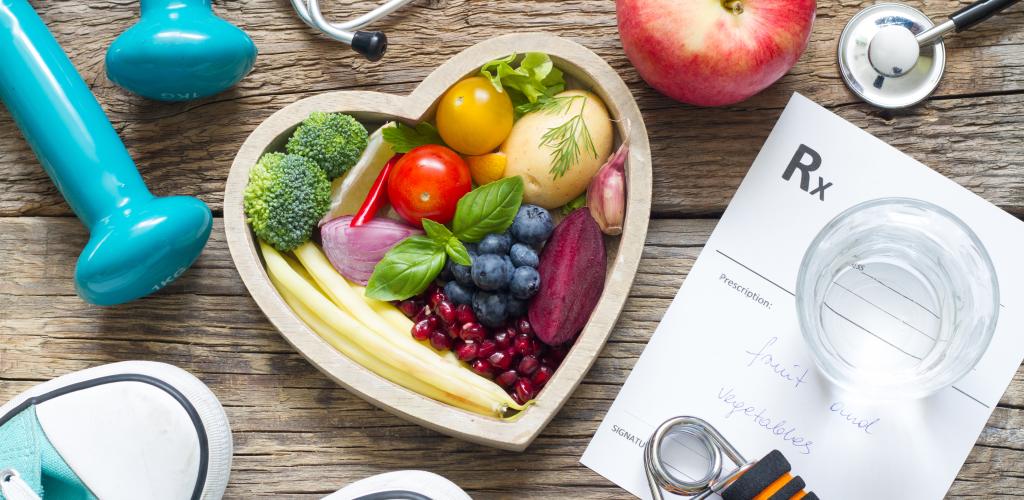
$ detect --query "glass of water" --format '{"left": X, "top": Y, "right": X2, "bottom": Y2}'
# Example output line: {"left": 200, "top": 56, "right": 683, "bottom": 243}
{"left": 796, "top": 198, "right": 999, "bottom": 399}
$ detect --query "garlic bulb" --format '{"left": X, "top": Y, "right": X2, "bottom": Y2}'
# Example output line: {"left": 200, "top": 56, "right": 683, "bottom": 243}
{"left": 587, "top": 136, "right": 629, "bottom": 235}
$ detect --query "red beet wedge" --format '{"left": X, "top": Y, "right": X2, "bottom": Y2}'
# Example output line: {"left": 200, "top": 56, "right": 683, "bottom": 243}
{"left": 529, "top": 208, "right": 606, "bottom": 346}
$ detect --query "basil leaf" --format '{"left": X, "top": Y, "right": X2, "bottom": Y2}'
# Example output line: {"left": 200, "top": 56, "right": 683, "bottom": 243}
{"left": 365, "top": 236, "right": 446, "bottom": 301}
{"left": 382, "top": 122, "right": 444, "bottom": 153}
{"left": 445, "top": 237, "right": 471, "bottom": 266}
{"left": 421, "top": 218, "right": 453, "bottom": 244}
{"left": 452, "top": 177, "right": 524, "bottom": 242}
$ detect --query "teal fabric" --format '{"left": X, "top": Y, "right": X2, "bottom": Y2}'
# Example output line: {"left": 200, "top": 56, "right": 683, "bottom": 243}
{"left": 0, "top": 406, "right": 96, "bottom": 500}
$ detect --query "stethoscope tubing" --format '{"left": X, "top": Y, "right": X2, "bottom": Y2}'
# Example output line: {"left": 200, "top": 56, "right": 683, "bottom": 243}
{"left": 949, "top": 0, "right": 1021, "bottom": 31}
{"left": 291, "top": 0, "right": 414, "bottom": 44}
{"left": 917, "top": 0, "right": 1020, "bottom": 45}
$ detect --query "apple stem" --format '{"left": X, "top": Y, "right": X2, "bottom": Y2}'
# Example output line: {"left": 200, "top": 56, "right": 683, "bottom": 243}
{"left": 722, "top": 0, "right": 744, "bottom": 15}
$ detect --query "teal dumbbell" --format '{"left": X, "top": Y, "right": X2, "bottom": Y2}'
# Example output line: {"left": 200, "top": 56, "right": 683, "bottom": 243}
{"left": 106, "top": 0, "right": 257, "bottom": 101}
{"left": 0, "top": 0, "right": 213, "bottom": 305}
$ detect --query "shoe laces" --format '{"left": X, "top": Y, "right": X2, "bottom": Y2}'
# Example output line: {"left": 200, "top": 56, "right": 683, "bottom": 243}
{"left": 0, "top": 469, "right": 41, "bottom": 500}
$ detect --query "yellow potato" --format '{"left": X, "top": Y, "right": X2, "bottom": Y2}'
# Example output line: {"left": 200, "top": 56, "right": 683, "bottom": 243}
{"left": 501, "top": 90, "right": 613, "bottom": 208}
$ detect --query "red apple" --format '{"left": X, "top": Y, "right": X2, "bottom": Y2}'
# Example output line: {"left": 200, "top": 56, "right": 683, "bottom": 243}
{"left": 617, "top": 0, "right": 816, "bottom": 106}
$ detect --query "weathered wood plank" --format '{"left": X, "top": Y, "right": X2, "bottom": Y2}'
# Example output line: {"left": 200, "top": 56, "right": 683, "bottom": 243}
{"left": 1, "top": 217, "right": 1021, "bottom": 497}
{"left": 3, "top": 1, "right": 1024, "bottom": 218}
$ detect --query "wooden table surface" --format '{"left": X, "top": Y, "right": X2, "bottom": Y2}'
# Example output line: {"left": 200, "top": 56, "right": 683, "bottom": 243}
{"left": 2, "top": 1, "right": 1023, "bottom": 498}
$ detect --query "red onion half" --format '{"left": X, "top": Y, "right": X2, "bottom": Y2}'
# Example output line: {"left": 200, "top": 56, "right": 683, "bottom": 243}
{"left": 320, "top": 216, "right": 422, "bottom": 285}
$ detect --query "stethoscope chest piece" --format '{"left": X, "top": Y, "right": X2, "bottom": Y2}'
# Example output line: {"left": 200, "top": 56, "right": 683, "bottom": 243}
{"left": 839, "top": 3, "right": 945, "bottom": 109}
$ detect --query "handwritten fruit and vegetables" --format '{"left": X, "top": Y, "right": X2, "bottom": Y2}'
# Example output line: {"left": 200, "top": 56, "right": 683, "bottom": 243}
{"left": 243, "top": 53, "right": 628, "bottom": 415}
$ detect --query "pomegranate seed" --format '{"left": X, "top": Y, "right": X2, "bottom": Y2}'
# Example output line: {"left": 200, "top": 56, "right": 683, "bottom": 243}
{"left": 516, "top": 318, "right": 533, "bottom": 336}
{"left": 493, "top": 330, "right": 513, "bottom": 349}
{"left": 413, "top": 307, "right": 430, "bottom": 323}
{"left": 518, "top": 355, "right": 539, "bottom": 376}
{"left": 456, "top": 341, "right": 478, "bottom": 361}
{"left": 446, "top": 322, "right": 462, "bottom": 339}
{"left": 531, "top": 366, "right": 553, "bottom": 387}
{"left": 429, "top": 288, "right": 446, "bottom": 308}
{"left": 429, "top": 330, "right": 451, "bottom": 350}
{"left": 496, "top": 370, "right": 519, "bottom": 387}
{"left": 437, "top": 300, "right": 456, "bottom": 325}
{"left": 455, "top": 304, "right": 476, "bottom": 325}
{"left": 550, "top": 344, "right": 568, "bottom": 362}
{"left": 411, "top": 319, "right": 432, "bottom": 341}
{"left": 426, "top": 315, "right": 440, "bottom": 330}
{"left": 477, "top": 339, "right": 497, "bottom": 359}
{"left": 470, "top": 359, "right": 494, "bottom": 378}
{"left": 489, "top": 350, "right": 512, "bottom": 370}
{"left": 461, "top": 322, "right": 485, "bottom": 343}
{"left": 398, "top": 300, "right": 419, "bottom": 318}
{"left": 514, "top": 334, "right": 537, "bottom": 356}
{"left": 515, "top": 378, "right": 536, "bottom": 402}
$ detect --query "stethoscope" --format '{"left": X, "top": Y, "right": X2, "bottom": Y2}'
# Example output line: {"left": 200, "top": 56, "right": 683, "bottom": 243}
{"left": 839, "top": 0, "right": 1020, "bottom": 109}
{"left": 290, "top": 0, "right": 417, "bottom": 61}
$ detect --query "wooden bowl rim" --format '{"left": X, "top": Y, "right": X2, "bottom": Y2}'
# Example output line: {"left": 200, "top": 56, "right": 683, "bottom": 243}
{"left": 224, "top": 32, "right": 652, "bottom": 451}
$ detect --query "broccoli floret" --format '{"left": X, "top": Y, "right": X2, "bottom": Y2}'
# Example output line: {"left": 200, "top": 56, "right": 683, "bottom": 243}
{"left": 285, "top": 112, "right": 368, "bottom": 179}
{"left": 244, "top": 152, "right": 330, "bottom": 252}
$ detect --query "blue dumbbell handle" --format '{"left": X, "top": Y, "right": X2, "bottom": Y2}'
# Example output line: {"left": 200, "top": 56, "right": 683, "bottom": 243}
{"left": 1, "top": 0, "right": 212, "bottom": 306}
{"left": 1, "top": 0, "right": 153, "bottom": 227}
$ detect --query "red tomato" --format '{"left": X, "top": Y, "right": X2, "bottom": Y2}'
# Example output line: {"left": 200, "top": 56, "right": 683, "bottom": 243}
{"left": 387, "top": 145, "right": 471, "bottom": 226}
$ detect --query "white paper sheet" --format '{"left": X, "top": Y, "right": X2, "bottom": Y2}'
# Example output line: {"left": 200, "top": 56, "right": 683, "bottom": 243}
{"left": 581, "top": 94, "right": 1024, "bottom": 500}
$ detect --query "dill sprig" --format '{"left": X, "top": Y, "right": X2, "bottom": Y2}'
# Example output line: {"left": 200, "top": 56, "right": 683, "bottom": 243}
{"left": 526, "top": 95, "right": 598, "bottom": 179}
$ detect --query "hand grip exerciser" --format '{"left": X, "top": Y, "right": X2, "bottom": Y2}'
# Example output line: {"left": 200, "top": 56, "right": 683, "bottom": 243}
{"left": 106, "top": 0, "right": 257, "bottom": 101}
{"left": 645, "top": 416, "right": 820, "bottom": 500}
{"left": 0, "top": 0, "right": 213, "bottom": 305}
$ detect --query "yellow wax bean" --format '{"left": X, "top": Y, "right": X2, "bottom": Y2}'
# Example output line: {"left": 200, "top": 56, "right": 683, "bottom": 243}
{"left": 292, "top": 243, "right": 520, "bottom": 409}
{"left": 262, "top": 242, "right": 506, "bottom": 413}
{"left": 276, "top": 281, "right": 491, "bottom": 416}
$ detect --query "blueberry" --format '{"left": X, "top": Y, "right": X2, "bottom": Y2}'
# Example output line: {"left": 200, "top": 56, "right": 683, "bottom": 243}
{"left": 510, "top": 204, "right": 554, "bottom": 246}
{"left": 452, "top": 255, "right": 473, "bottom": 286}
{"left": 464, "top": 242, "right": 479, "bottom": 256}
{"left": 478, "top": 232, "right": 512, "bottom": 255}
{"left": 473, "top": 291, "right": 508, "bottom": 327}
{"left": 440, "top": 259, "right": 454, "bottom": 281}
{"left": 509, "top": 266, "right": 541, "bottom": 299}
{"left": 501, "top": 255, "right": 515, "bottom": 282}
{"left": 445, "top": 281, "right": 475, "bottom": 305}
{"left": 471, "top": 253, "right": 513, "bottom": 291}
{"left": 507, "top": 296, "right": 527, "bottom": 318}
{"left": 509, "top": 243, "right": 539, "bottom": 268}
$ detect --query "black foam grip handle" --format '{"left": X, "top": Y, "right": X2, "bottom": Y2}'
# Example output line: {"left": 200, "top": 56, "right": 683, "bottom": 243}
{"left": 352, "top": 31, "right": 388, "bottom": 61}
{"left": 950, "top": 0, "right": 1021, "bottom": 31}
{"left": 722, "top": 450, "right": 791, "bottom": 500}
{"left": 767, "top": 475, "right": 806, "bottom": 500}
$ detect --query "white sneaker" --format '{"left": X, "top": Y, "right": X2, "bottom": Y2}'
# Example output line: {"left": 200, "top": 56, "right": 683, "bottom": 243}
{"left": 0, "top": 361, "right": 232, "bottom": 500}
{"left": 323, "top": 471, "right": 472, "bottom": 500}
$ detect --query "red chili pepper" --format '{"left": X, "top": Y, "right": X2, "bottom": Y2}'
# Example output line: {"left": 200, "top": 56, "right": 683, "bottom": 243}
{"left": 351, "top": 153, "right": 403, "bottom": 227}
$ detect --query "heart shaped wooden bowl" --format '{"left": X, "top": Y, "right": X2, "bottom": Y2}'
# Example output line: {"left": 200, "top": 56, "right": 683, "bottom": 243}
{"left": 224, "top": 33, "right": 651, "bottom": 451}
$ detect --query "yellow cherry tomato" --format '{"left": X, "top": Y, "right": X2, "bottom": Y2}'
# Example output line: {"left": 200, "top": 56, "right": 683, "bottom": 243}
{"left": 466, "top": 152, "right": 507, "bottom": 186}
{"left": 436, "top": 76, "right": 514, "bottom": 156}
